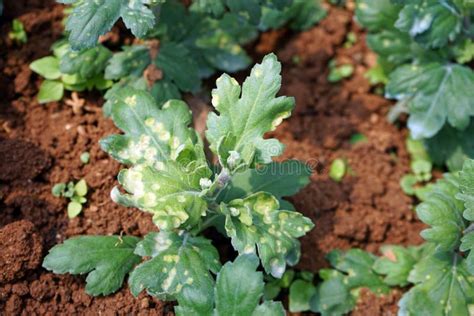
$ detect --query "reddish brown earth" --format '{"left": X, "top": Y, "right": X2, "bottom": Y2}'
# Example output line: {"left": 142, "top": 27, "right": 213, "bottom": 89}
{"left": 0, "top": 1, "right": 423, "bottom": 315}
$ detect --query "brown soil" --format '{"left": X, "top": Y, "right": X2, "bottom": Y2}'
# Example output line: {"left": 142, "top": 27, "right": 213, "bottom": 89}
{"left": 0, "top": 2, "right": 423, "bottom": 315}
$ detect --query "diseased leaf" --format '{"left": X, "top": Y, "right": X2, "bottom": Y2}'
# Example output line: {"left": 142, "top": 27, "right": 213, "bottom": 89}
{"left": 59, "top": 0, "right": 156, "bottom": 49}
{"left": 395, "top": 0, "right": 463, "bottom": 48}
{"left": 415, "top": 171, "right": 465, "bottom": 251}
{"left": 130, "top": 231, "right": 220, "bottom": 314}
{"left": 100, "top": 88, "right": 197, "bottom": 165}
{"left": 111, "top": 156, "right": 211, "bottom": 231}
{"left": 222, "top": 192, "right": 313, "bottom": 278}
{"left": 43, "top": 236, "right": 141, "bottom": 296}
{"left": 206, "top": 54, "right": 295, "bottom": 168}
{"left": 399, "top": 252, "right": 474, "bottom": 316}
{"left": 386, "top": 63, "right": 474, "bottom": 139}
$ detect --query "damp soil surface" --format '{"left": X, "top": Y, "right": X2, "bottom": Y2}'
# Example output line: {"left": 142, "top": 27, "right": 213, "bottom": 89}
{"left": 0, "top": 1, "right": 423, "bottom": 315}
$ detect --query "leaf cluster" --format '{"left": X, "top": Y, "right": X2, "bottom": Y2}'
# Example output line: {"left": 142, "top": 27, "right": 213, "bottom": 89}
{"left": 43, "top": 55, "right": 314, "bottom": 313}
{"left": 30, "top": 40, "right": 112, "bottom": 103}
{"left": 355, "top": 0, "right": 474, "bottom": 170}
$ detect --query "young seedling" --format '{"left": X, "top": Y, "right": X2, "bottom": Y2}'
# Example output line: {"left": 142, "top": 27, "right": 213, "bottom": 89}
{"left": 8, "top": 19, "right": 27, "bottom": 44}
{"left": 52, "top": 179, "right": 88, "bottom": 218}
{"left": 327, "top": 59, "right": 354, "bottom": 83}
{"left": 43, "top": 54, "right": 314, "bottom": 314}
{"left": 80, "top": 152, "right": 90, "bottom": 164}
{"left": 349, "top": 133, "right": 367, "bottom": 145}
{"left": 329, "top": 158, "right": 347, "bottom": 182}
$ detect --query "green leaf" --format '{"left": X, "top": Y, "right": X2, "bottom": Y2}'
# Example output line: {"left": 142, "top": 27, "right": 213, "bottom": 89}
{"left": 37, "top": 80, "right": 64, "bottom": 103}
{"left": 373, "top": 245, "right": 423, "bottom": 286}
{"left": 60, "top": 0, "right": 156, "bottom": 50}
{"left": 217, "top": 160, "right": 311, "bottom": 203}
{"left": 252, "top": 301, "right": 285, "bottom": 316}
{"left": 60, "top": 45, "right": 112, "bottom": 79}
{"left": 156, "top": 42, "right": 201, "bottom": 93}
{"left": 310, "top": 270, "right": 355, "bottom": 316}
{"left": 74, "top": 179, "right": 88, "bottom": 197}
{"left": 52, "top": 183, "right": 66, "bottom": 197}
{"left": 206, "top": 53, "right": 295, "bottom": 167}
{"left": 222, "top": 192, "right": 313, "bottom": 278}
{"left": 289, "top": 279, "right": 316, "bottom": 312}
{"left": 366, "top": 29, "right": 414, "bottom": 65}
{"left": 80, "top": 152, "right": 90, "bottom": 164}
{"left": 326, "top": 249, "right": 389, "bottom": 293}
{"left": 415, "top": 171, "right": 466, "bottom": 251}
{"left": 311, "top": 249, "right": 389, "bottom": 315}
{"left": 425, "top": 120, "right": 474, "bottom": 171}
{"left": 129, "top": 231, "right": 220, "bottom": 314}
{"left": 30, "top": 56, "right": 61, "bottom": 80}
{"left": 175, "top": 254, "right": 285, "bottom": 316}
{"left": 457, "top": 159, "right": 474, "bottom": 273}
{"left": 214, "top": 254, "right": 263, "bottom": 315}
{"left": 386, "top": 63, "right": 474, "bottom": 139}
{"left": 399, "top": 252, "right": 474, "bottom": 316}
{"left": 43, "top": 235, "right": 141, "bottom": 296}
{"left": 329, "top": 158, "right": 347, "bottom": 182}
{"left": 100, "top": 88, "right": 197, "bottom": 165}
{"left": 105, "top": 45, "right": 151, "bottom": 80}
{"left": 395, "top": 0, "right": 462, "bottom": 48}
{"left": 67, "top": 201, "right": 83, "bottom": 218}
{"left": 355, "top": 0, "right": 401, "bottom": 31}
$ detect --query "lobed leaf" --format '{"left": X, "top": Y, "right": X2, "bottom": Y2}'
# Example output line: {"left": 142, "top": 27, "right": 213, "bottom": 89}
{"left": 415, "top": 171, "right": 465, "bottom": 251}
{"left": 386, "top": 63, "right": 474, "bottom": 139}
{"left": 175, "top": 254, "right": 285, "bottom": 316}
{"left": 43, "top": 236, "right": 141, "bottom": 296}
{"left": 206, "top": 53, "right": 295, "bottom": 168}
{"left": 100, "top": 88, "right": 197, "bottom": 165}
{"left": 111, "top": 156, "right": 211, "bottom": 231}
{"left": 373, "top": 245, "right": 424, "bottom": 287}
{"left": 425, "top": 120, "right": 474, "bottom": 171}
{"left": 59, "top": 0, "right": 157, "bottom": 50}
{"left": 395, "top": 0, "right": 462, "bottom": 49}
{"left": 311, "top": 249, "right": 388, "bottom": 315}
{"left": 60, "top": 45, "right": 112, "bottom": 79}
{"left": 354, "top": 0, "right": 401, "bottom": 32}
{"left": 457, "top": 159, "right": 474, "bottom": 273}
{"left": 222, "top": 192, "right": 313, "bottom": 278}
{"left": 399, "top": 252, "right": 474, "bottom": 316}
{"left": 129, "top": 231, "right": 220, "bottom": 313}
